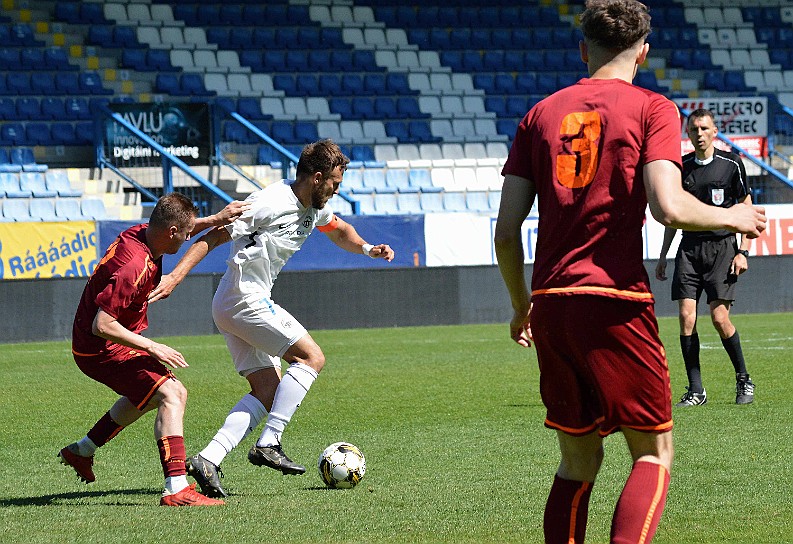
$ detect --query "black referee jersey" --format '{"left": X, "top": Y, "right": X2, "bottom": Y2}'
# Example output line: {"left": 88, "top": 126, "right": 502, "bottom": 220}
{"left": 680, "top": 148, "right": 749, "bottom": 239}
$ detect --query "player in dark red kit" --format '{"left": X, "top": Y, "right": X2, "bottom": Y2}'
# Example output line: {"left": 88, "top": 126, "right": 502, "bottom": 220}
{"left": 494, "top": 1, "right": 766, "bottom": 542}
{"left": 656, "top": 108, "right": 755, "bottom": 407}
{"left": 59, "top": 193, "right": 244, "bottom": 506}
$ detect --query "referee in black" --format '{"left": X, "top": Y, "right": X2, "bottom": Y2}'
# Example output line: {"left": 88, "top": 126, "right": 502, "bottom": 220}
{"left": 655, "top": 108, "right": 755, "bottom": 407}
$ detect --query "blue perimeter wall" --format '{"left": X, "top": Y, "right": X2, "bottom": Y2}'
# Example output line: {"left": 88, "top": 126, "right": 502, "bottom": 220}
{"left": 98, "top": 214, "right": 425, "bottom": 273}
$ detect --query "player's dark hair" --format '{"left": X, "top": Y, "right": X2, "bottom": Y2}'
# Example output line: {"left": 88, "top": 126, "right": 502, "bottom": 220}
{"left": 296, "top": 139, "right": 350, "bottom": 180}
{"left": 580, "top": 0, "right": 651, "bottom": 51}
{"left": 687, "top": 108, "right": 716, "bottom": 128}
{"left": 149, "top": 192, "right": 198, "bottom": 230}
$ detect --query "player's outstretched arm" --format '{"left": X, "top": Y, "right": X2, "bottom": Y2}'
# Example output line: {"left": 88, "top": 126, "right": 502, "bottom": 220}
{"left": 324, "top": 216, "right": 395, "bottom": 262}
{"left": 149, "top": 226, "right": 232, "bottom": 303}
{"left": 190, "top": 200, "right": 249, "bottom": 237}
{"left": 644, "top": 160, "right": 766, "bottom": 238}
{"left": 92, "top": 309, "right": 188, "bottom": 368}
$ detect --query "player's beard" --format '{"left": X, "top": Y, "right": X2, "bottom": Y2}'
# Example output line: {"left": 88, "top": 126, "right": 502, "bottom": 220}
{"left": 312, "top": 186, "right": 333, "bottom": 209}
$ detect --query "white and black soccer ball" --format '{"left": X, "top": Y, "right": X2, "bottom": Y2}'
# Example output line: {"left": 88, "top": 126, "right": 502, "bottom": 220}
{"left": 317, "top": 442, "right": 366, "bottom": 489}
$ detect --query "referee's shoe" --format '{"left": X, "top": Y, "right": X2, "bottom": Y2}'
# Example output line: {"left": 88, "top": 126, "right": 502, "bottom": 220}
{"left": 736, "top": 373, "right": 755, "bottom": 405}
{"left": 675, "top": 387, "right": 707, "bottom": 407}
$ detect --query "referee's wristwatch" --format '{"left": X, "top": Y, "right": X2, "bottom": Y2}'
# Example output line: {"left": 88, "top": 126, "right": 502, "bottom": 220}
{"left": 737, "top": 249, "right": 749, "bottom": 258}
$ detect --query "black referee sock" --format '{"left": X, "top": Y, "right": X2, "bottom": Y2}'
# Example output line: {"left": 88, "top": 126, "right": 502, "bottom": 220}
{"left": 721, "top": 331, "right": 748, "bottom": 376}
{"left": 680, "top": 334, "right": 703, "bottom": 393}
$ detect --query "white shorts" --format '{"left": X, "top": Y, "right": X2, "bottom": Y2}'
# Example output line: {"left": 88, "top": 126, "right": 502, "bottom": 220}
{"left": 212, "top": 280, "right": 307, "bottom": 377}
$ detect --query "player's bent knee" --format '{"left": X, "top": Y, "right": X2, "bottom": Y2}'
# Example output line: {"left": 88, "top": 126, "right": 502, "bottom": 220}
{"left": 156, "top": 378, "right": 188, "bottom": 407}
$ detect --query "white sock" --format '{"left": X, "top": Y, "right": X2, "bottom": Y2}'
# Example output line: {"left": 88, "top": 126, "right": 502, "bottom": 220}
{"left": 76, "top": 436, "right": 98, "bottom": 457}
{"left": 163, "top": 475, "right": 189, "bottom": 495}
{"left": 200, "top": 394, "right": 267, "bottom": 467}
{"left": 257, "top": 363, "right": 318, "bottom": 447}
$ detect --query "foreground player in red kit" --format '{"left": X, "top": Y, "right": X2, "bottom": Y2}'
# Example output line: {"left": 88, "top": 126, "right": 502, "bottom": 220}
{"left": 494, "top": 1, "right": 766, "bottom": 542}
{"left": 59, "top": 193, "right": 245, "bottom": 506}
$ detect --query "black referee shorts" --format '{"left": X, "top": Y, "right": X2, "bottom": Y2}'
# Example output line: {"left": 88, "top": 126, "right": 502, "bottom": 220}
{"left": 672, "top": 236, "right": 739, "bottom": 304}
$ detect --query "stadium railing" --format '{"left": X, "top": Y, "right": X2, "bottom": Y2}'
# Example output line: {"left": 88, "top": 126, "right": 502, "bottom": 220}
{"left": 96, "top": 105, "right": 232, "bottom": 216}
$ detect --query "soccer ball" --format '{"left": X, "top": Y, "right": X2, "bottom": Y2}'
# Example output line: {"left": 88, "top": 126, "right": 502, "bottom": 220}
{"left": 318, "top": 442, "right": 366, "bottom": 489}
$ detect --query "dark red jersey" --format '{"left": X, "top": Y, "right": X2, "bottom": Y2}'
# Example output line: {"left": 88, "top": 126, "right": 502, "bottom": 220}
{"left": 72, "top": 224, "right": 161, "bottom": 357}
{"left": 502, "top": 78, "right": 682, "bottom": 302}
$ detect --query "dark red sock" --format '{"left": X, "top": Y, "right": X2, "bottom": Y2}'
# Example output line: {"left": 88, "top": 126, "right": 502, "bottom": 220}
{"left": 157, "top": 435, "right": 186, "bottom": 478}
{"left": 611, "top": 461, "right": 670, "bottom": 544}
{"left": 86, "top": 412, "right": 123, "bottom": 446}
{"left": 543, "top": 475, "right": 593, "bottom": 544}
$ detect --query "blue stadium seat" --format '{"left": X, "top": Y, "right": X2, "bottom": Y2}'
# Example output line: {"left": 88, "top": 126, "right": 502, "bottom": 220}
{"left": 341, "top": 74, "right": 364, "bottom": 96}
{"left": 181, "top": 74, "right": 214, "bottom": 96}
{"left": 12, "top": 148, "right": 42, "bottom": 169}
{"left": 375, "top": 97, "right": 399, "bottom": 119}
{"left": 396, "top": 97, "right": 426, "bottom": 119}
{"left": 373, "top": 193, "right": 400, "bottom": 214}
{"left": 224, "top": 122, "right": 253, "bottom": 144}
{"left": 294, "top": 121, "right": 318, "bottom": 144}
{"left": 20, "top": 48, "right": 44, "bottom": 69}
{"left": 443, "top": 192, "right": 467, "bottom": 212}
{"left": 409, "top": 169, "right": 442, "bottom": 192}
{"left": 155, "top": 74, "right": 184, "bottom": 96}
{"left": 81, "top": 198, "right": 108, "bottom": 220}
{"left": 352, "top": 98, "right": 376, "bottom": 120}
{"left": 50, "top": 123, "right": 77, "bottom": 145}
{"left": 353, "top": 50, "right": 379, "bottom": 72}
{"left": 30, "top": 73, "right": 57, "bottom": 96}
{"left": 271, "top": 121, "right": 295, "bottom": 144}
{"left": 10, "top": 23, "right": 44, "bottom": 46}
{"left": 54, "top": 2, "right": 81, "bottom": 23}
{"left": 87, "top": 26, "right": 114, "bottom": 48}
{"left": 362, "top": 169, "right": 390, "bottom": 193}
{"left": 0, "top": 172, "right": 31, "bottom": 197}
{"left": 74, "top": 122, "right": 94, "bottom": 144}
{"left": 55, "top": 198, "right": 88, "bottom": 221}
{"left": 64, "top": 97, "right": 91, "bottom": 120}
{"left": 239, "top": 51, "right": 264, "bottom": 72}
{"left": 43, "top": 47, "right": 76, "bottom": 71}
{"left": 80, "top": 3, "right": 107, "bottom": 24}
{"left": 308, "top": 50, "right": 331, "bottom": 72}
{"left": 364, "top": 74, "right": 387, "bottom": 95}
{"left": 121, "top": 49, "right": 148, "bottom": 71}
{"left": 272, "top": 75, "right": 296, "bottom": 94}
{"left": 386, "top": 73, "right": 413, "bottom": 95}
{"left": 318, "top": 74, "right": 342, "bottom": 97}
{"left": 147, "top": 49, "right": 178, "bottom": 72}
{"left": 263, "top": 50, "right": 288, "bottom": 72}
{"left": 20, "top": 172, "right": 57, "bottom": 197}
{"left": 0, "top": 98, "right": 15, "bottom": 120}
{"left": 409, "top": 121, "right": 440, "bottom": 143}
{"left": 113, "top": 26, "right": 142, "bottom": 49}
{"left": 494, "top": 74, "right": 516, "bottom": 94}
{"left": 466, "top": 191, "right": 491, "bottom": 212}
{"left": 296, "top": 74, "right": 318, "bottom": 96}
{"left": 1, "top": 123, "right": 25, "bottom": 145}
{"left": 0, "top": 48, "right": 20, "bottom": 70}
{"left": 2, "top": 198, "right": 31, "bottom": 220}
{"left": 172, "top": 4, "right": 199, "bottom": 25}
{"left": 229, "top": 28, "right": 254, "bottom": 50}
{"left": 30, "top": 199, "right": 59, "bottom": 222}
{"left": 385, "top": 168, "right": 412, "bottom": 192}
{"left": 218, "top": 4, "right": 243, "bottom": 25}
{"left": 46, "top": 170, "right": 82, "bottom": 197}
{"left": 194, "top": 4, "right": 220, "bottom": 25}
{"left": 237, "top": 98, "right": 270, "bottom": 120}
{"left": 6, "top": 72, "right": 32, "bottom": 95}
{"left": 485, "top": 97, "right": 508, "bottom": 118}
{"left": 329, "top": 98, "right": 354, "bottom": 118}
{"left": 385, "top": 121, "right": 410, "bottom": 143}
{"left": 79, "top": 72, "right": 113, "bottom": 95}
{"left": 420, "top": 191, "right": 444, "bottom": 212}
{"left": 496, "top": 119, "right": 519, "bottom": 140}
{"left": 16, "top": 98, "right": 40, "bottom": 120}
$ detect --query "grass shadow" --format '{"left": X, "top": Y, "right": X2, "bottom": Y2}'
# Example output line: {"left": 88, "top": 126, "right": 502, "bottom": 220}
{"left": 0, "top": 488, "right": 154, "bottom": 507}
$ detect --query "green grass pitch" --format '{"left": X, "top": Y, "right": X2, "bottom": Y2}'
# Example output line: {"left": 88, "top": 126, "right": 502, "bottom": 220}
{"left": 1, "top": 313, "right": 791, "bottom": 543}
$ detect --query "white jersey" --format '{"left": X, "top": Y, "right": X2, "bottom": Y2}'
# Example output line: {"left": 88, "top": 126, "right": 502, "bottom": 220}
{"left": 220, "top": 180, "right": 333, "bottom": 298}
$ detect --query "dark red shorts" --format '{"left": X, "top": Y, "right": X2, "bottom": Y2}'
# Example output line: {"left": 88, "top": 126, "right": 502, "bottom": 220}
{"left": 74, "top": 348, "right": 175, "bottom": 410}
{"left": 530, "top": 295, "right": 673, "bottom": 437}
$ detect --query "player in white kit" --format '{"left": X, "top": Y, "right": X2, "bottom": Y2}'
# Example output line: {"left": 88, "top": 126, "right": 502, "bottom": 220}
{"left": 149, "top": 140, "right": 395, "bottom": 496}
